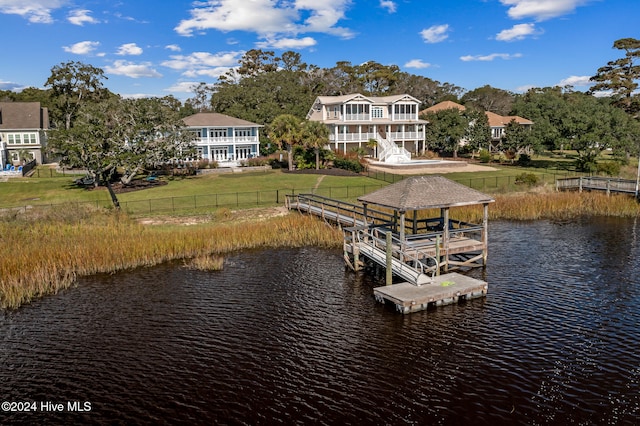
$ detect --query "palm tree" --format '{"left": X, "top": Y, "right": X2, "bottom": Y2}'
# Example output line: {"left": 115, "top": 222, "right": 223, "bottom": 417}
{"left": 301, "top": 120, "right": 329, "bottom": 170}
{"left": 366, "top": 138, "right": 377, "bottom": 158}
{"left": 267, "top": 114, "right": 302, "bottom": 171}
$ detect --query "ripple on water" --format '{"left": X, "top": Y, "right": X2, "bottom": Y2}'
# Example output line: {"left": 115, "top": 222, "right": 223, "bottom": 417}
{"left": 0, "top": 219, "right": 639, "bottom": 424}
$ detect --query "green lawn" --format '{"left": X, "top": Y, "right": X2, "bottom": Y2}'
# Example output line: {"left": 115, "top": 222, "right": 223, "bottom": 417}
{"left": 2, "top": 153, "right": 634, "bottom": 214}
{"left": 0, "top": 168, "right": 385, "bottom": 211}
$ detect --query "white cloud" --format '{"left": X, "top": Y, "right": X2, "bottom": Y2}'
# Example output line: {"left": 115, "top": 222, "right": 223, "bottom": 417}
{"left": 557, "top": 75, "right": 592, "bottom": 87}
{"left": 256, "top": 37, "right": 317, "bottom": 49}
{"left": 165, "top": 44, "right": 181, "bottom": 52}
{"left": 0, "top": 0, "right": 66, "bottom": 23}
{"left": 63, "top": 41, "right": 100, "bottom": 55}
{"left": 460, "top": 53, "right": 523, "bottom": 61}
{"left": 104, "top": 60, "right": 162, "bottom": 78}
{"left": 404, "top": 59, "right": 432, "bottom": 69}
{"left": 165, "top": 81, "right": 203, "bottom": 94}
{"left": 420, "top": 24, "right": 449, "bottom": 44}
{"left": 161, "top": 51, "right": 243, "bottom": 79}
{"left": 67, "top": 9, "right": 98, "bottom": 26}
{"left": 380, "top": 1, "right": 396, "bottom": 13}
{"left": 500, "top": 0, "right": 590, "bottom": 21}
{"left": 174, "top": 0, "right": 354, "bottom": 39}
{"left": 116, "top": 43, "right": 143, "bottom": 56}
{"left": 496, "top": 23, "right": 540, "bottom": 41}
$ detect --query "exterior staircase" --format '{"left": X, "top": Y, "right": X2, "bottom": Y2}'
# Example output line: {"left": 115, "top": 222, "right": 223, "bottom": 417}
{"left": 376, "top": 134, "right": 411, "bottom": 163}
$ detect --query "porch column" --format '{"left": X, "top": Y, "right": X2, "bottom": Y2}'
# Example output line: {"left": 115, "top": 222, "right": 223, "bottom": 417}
{"left": 334, "top": 126, "right": 338, "bottom": 151}
{"left": 399, "top": 211, "right": 406, "bottom": 243}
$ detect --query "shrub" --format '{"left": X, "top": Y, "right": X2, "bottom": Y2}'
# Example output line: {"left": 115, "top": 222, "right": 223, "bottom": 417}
{"left": 517, "top": 153, "right": 532, "bottom": 166}
{"left": 333, "top": 157, "right": 364, "bottom": 173}
{"left": 479, "top": 149, "right": 491, "bottom": 163}
{"left": 245, "top": 156, "right": 270, "bottom": 167}
{"left": 596, "top": 161, "right": 621, "bottom": 176}
{"left": 515, "top": 172, "right": 539, "bottom": 186}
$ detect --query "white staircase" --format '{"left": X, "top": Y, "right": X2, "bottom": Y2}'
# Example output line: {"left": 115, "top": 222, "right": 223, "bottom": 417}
{"left": 376, "top": 135, "right": 411, "bottom": 163}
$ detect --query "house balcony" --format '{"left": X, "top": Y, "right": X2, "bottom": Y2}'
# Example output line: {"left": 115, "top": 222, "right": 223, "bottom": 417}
{"left": 194, "top": 136, "right": 259, "bottom": 146}
{"left": 329, "top": 131, "right": 424, "bottom": 143}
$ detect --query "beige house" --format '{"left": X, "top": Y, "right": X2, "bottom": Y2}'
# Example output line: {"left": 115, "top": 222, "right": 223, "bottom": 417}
{"left": 0, "top": 102, "right": 49, "bottom": 169}
{"left": 421, "top": 101, "right": 533, "bottom": 151}
{"left": 306, "top": 93, "right": 429, "bottom": 163}
{"left": 182, "top": 112, "right": 262, "bottom": 166}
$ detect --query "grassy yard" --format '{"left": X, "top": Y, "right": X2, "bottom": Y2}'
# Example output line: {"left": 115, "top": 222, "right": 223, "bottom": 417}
{"left": 2, "top": 153, "right": 637, "bottom": 213}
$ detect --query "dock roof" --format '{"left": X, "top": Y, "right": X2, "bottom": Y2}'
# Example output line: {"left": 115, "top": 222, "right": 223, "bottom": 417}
{"left": 358, "top": 175, "right": 495, "bottom": 211}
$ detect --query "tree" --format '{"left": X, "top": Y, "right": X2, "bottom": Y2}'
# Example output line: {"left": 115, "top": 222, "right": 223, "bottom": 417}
{"left": 502, "top": 119, "right": 533, "bottom": 162}
{"left": 301, "top": 120, "right": 329, "bottom": 170}
{"left": 423, "top": 108, "right": 468, "bottom": 157}
{"left": 590, "top": 38, "right": 640, "bottom": 117}
{"left": 267, "top": 114, "right": 302, "bottom": 171}
{"left": 461, "top": 85, "right": 515, "bottom": 115}
{"left": 185, "top": 82, "right": 214, "bottom": 112}
{"left": 462, "top": 108, "right": 491, "bottom": 157}
{"left": 116, "top": 96, "right": 196, "bottom": 185}
{"left": 45, "top": 61, "right": 108, "bottom": 129}
{"left": 47, "top": 95, "right": 196, "bottom": 207}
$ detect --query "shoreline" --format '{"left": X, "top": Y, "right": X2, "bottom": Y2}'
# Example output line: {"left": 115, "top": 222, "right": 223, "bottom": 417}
{"left": 1, "top": 191, "right": 639, "bottom": 310}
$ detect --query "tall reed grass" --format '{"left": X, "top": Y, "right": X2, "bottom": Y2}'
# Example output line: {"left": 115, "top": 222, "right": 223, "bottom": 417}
{"left": 2, "top": 190, "right": 638, "bottom": 309}
{"left": 0, "top": 206, "right": 342, "bottom": 309}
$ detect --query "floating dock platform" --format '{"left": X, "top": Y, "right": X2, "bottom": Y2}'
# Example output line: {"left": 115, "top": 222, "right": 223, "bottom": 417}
{"left": 374, "top": 272, "right": 488, "bottom": 314}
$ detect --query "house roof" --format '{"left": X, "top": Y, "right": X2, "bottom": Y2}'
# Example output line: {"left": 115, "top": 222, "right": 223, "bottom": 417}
{"left": 420, "top": 101, "right": 533, "bottom": 128}
{"left": 485, "top": 111, "right": 533, "bottom": 127}
{"left": 182, "top": 113, "right": 262, "bottom": 127}
{"left": 421, "top": 101, "right": 466, "bottom": 114}
{"left": 0, "top": 102, "right": 49, "bottom": 130}
{"left": 358, "top": 175, "right": 494, "bottom": 211}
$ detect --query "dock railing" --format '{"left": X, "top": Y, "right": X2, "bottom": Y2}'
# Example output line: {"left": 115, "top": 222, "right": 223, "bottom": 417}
{"left": 346, "top": 225, "right": 439, "bottom": 285}
{"left": 556, "top": 176, "right": 637, "bottom": 195}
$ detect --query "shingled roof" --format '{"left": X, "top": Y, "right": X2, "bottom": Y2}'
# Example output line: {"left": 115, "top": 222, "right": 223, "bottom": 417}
{"left": 182, "top": 112, "right": 262, "bottom": 127}
{"left": 358, "top": 175, "right": 495, "bottom": 211}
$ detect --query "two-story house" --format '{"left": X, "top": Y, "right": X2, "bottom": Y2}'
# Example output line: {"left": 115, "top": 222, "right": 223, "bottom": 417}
{"left": 0, "top": 102, "right": 49, "bottom": 169}
{"left": 182, "top": 112, "right": 262, "bottom": 166}
{"left": 306, "top": 93, "right": 428, "bottom": 163}
{"left": 421, "top": 101, "right": 533, "bottom": 152}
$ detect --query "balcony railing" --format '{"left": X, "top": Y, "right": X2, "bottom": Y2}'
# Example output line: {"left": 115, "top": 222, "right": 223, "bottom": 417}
{"left": 195, "top": 136, "right": 259, "bottom": 145}
{"left": 329, "top": 131, "right": 424, "bottom": 142}
{"left": 344, "top": 114, "right": 370, "bottom": 121}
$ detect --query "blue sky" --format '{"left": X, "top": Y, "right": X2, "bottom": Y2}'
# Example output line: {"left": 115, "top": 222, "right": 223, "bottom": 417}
{"left": 0, "top": 0, "right": 637, "bottom": 101}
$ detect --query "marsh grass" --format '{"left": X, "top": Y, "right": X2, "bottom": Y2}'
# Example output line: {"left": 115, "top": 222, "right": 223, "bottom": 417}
{"left": 2, "top": 189, "right": 638, "bottom": 310}
{"left": 184, "top": 255, "right": 225, "bottom": 271}
{"left": 0, "top": 206, "right": 342, "bottom": 309}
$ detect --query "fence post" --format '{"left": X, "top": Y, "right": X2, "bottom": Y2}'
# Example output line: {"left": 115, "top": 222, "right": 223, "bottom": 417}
{"left": 276, "top": 190, "right": 279, "bottom": 204}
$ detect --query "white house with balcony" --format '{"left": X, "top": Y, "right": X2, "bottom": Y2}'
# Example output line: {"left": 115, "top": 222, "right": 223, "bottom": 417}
{"left": 182, "top": 112, "right": 262, "bottom": 167}
{"left": 306, "top": 93, "right": 428, "bottom": 163}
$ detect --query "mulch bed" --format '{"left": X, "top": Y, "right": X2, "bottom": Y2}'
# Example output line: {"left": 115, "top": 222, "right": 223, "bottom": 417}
{"left": 280, "top": 168, "right": 361, "bottom": 177}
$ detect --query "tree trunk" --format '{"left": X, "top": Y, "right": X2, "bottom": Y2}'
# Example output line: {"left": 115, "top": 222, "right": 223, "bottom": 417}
{"left": 287, "top": 146, "right": 294, "bottom": 171}
{"left": 102, "top": 172, "right": 120, "bottom": 209}
{"left": 315, "top": 148, "right": 320, "bottom": 170}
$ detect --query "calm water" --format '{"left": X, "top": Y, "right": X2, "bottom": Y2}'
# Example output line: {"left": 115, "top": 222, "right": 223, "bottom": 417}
{"left": 1, "top": 219, "right": 639, "bottom": 425}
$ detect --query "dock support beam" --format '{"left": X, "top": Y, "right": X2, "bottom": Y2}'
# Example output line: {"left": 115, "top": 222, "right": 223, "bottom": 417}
{"left": 385, "top": 231, "right": 392, "bottom": 286}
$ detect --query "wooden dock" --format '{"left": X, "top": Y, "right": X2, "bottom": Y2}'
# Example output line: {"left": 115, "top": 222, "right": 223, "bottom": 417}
{"left": 286, "top": 177, "right": 495, "bottom": 314}
{"left": 374, "top": 272, "right": 488, "bottom": 314}
{"left": 557, "top": 176, "right": 638, "bottom": 196}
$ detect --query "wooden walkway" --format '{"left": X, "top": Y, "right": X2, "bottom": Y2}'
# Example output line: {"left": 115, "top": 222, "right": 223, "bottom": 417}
{"left": 557, "top": 177, "right": 638, "bottom": 196}
{"left": 286, "top": 193, "right": 489, "bottom": 313}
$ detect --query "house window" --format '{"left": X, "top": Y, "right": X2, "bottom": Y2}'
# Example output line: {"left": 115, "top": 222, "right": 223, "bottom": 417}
{"left": 8, "top": 134, "right": 19, "bottom": 145}
{"left": 210, "top": 129, "right": 227, "bottom": 138}
{"left": 372, "top": 107, "right": 383, "bottom": 118}
{"left": 235, "top": 128, "right": 251, "bottom": 137}
{"left": 11, "top": 151, "right": 19, "bottom": 161}
{"left": 213, "top": 147, "right": 228, "bottom": 161}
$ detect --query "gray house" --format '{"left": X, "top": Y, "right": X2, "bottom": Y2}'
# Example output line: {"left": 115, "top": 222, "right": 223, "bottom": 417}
{"left": 0, "top": 102, "right": 49, "bottom": 169}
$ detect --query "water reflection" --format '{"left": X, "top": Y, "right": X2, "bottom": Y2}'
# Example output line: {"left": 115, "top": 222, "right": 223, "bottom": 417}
{"left": 1, "top": 219, "right": 639, "bottom": 424}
